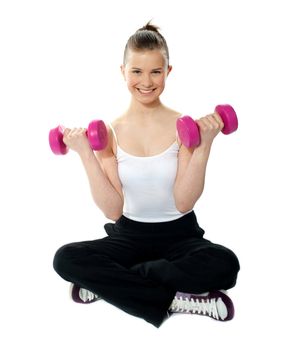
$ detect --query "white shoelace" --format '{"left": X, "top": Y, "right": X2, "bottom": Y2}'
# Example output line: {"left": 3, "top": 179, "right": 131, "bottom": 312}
{"left": 79, "top": 288, "right": 98, "bottom": 302}
{"left": 170, "top": 296, "right": 221, "bottom": 320}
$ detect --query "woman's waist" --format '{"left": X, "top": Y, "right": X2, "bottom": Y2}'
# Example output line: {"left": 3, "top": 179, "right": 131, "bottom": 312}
{"left": 114, "top": 210, "right": 205, "bottom": 237}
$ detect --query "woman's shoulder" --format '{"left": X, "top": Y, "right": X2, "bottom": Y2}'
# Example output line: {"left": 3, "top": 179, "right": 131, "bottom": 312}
{"left": 104, "top": 116, "right": 122, "bottom": 156}
{"left": 162, "top": 109, "right": 184, "bottom": 147}
{"left": 109, "top": 115, "right": 127, "bottom": 131}
{"left": 162, "top": 107, "right": 182, "bottom": 120}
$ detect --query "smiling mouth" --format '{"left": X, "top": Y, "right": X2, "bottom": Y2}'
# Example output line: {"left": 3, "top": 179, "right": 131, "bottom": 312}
{"left": 137, "top": 88, "right": 156, "bottom": 94}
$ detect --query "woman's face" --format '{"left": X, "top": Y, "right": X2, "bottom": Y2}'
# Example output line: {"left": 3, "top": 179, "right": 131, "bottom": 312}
{"left": 121, "top": 49, "right": 172, "bottom": 105}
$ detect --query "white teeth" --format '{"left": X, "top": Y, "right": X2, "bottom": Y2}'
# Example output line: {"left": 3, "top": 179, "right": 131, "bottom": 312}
{"left": 138, "top": 89, "right": 154, "bottom": 94}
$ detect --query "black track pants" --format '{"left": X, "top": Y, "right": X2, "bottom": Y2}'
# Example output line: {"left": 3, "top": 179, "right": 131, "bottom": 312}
{"left": 53, "top": 211, "right": 240, "bottom": 327}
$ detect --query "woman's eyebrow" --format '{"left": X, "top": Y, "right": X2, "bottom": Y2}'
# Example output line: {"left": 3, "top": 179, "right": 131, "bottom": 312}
{"left": 130, "top": 67, "right": 163, "bottom": 70}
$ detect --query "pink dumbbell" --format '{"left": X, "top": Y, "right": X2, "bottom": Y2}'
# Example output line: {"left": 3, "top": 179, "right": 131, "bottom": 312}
{"left": 49, "top": 119, "right": 108, "bottom": 155}
{"left": 176, "top": 104, "right": 238, "bottom": 148}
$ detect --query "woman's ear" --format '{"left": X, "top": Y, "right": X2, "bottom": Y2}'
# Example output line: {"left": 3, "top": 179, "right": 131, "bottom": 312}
{"left": 120, "top": 64, "right": 126, "bottom": 81}
{"left": 167, "top": 65, "right": 173, "bottom": 76}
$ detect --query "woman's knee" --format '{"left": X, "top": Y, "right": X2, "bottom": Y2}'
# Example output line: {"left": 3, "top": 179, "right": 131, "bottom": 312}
{"left": 214, "top": 246, "right": 240, "bottom": 289}
{"left": 195, "top": 244, "right": 240, "bottom": 283}
{"left": 53, "top": 243, "right": 81, "bottom": 275}
{"left": 229, "top": 250, "right": 240, "bottom": 275}
{"left": 216, "top": 245, "right": 240, "bottom": 274}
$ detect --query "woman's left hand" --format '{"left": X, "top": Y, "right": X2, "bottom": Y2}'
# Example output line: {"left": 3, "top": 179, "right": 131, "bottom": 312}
{"left": 195, "top": 112, "right": 224, "bottom": 148}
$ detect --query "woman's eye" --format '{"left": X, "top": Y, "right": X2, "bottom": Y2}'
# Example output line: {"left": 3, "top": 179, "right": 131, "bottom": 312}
{"left": 132, "top": 70, "right": 141, "bottom": 74}
{"left": 152, "top": 71, "right": 162, "bottom": 75}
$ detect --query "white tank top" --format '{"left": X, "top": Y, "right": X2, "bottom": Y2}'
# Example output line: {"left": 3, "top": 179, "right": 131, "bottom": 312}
{"left": 109, "top": 123, "right": 191, "bottom": 222}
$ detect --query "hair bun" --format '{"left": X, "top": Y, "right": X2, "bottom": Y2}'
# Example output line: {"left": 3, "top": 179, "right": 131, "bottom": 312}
{"left": 139, "top": 21, "right": 160, "bottom": 33}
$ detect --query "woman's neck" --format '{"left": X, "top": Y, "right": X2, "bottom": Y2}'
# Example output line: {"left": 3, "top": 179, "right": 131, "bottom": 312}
{"left": 124, "top": 98, "right": 167, "bottom": 122}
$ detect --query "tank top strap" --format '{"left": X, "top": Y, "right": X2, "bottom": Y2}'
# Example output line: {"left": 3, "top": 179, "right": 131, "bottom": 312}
{"left": 175, "top": 129, "right": 182, "bottom": 147}
{"left": 108, "top": 122, "right": 118, "bottom": 145}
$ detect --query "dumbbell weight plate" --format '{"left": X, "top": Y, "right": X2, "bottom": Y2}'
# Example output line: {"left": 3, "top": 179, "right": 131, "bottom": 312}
{"left": 87, "top": 120, "right": 108, "bottom": 151}
{"left": 176, "top": 116, "right": 201, "bottom": 148}
{"left": 215, "top": 104, "right": 238, "bottom": 135}
{"left": 49, "top": 125, "right": 68, "bottom": 155}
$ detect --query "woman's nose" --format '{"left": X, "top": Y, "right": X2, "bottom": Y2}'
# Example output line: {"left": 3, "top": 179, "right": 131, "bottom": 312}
{"left": 141, "top": 74, "right": 153, "bottom": 88}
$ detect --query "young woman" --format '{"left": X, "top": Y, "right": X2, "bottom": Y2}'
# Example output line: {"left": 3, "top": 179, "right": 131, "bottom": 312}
{"left": 53, "top": 22, "right": 240, "bottom": 328}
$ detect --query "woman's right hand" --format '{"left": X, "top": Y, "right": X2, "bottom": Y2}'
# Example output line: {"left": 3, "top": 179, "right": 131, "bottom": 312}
{"left": 63, "top": 127, "right": 92, "bottom": 156}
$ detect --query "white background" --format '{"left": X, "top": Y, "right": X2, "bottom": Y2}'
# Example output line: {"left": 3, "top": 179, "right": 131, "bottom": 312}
{"left": 0, "top": 0, "right": 297, "bottom": 348}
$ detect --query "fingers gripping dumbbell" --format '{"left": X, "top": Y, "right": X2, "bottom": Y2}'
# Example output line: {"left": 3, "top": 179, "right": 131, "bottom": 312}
{"left": 176, "top": 104, "right": 238, "bottom": 148}
{"left": 49, "top": 120, "right": 108, "bottom": 155}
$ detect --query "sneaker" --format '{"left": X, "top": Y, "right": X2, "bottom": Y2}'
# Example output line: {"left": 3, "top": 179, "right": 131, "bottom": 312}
{"left": 169, "top": 290, "right": 234, "bottom": 321}
{"left": 69, "top": 283, "right": 101, "bottom": 304}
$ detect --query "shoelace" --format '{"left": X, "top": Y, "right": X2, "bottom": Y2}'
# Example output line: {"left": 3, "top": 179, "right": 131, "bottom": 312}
{"left": 170, "top": 296, "right": 220, "bottom": 320}
{"left": 79, "top": 288, "right": 98, "bottom": 302}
